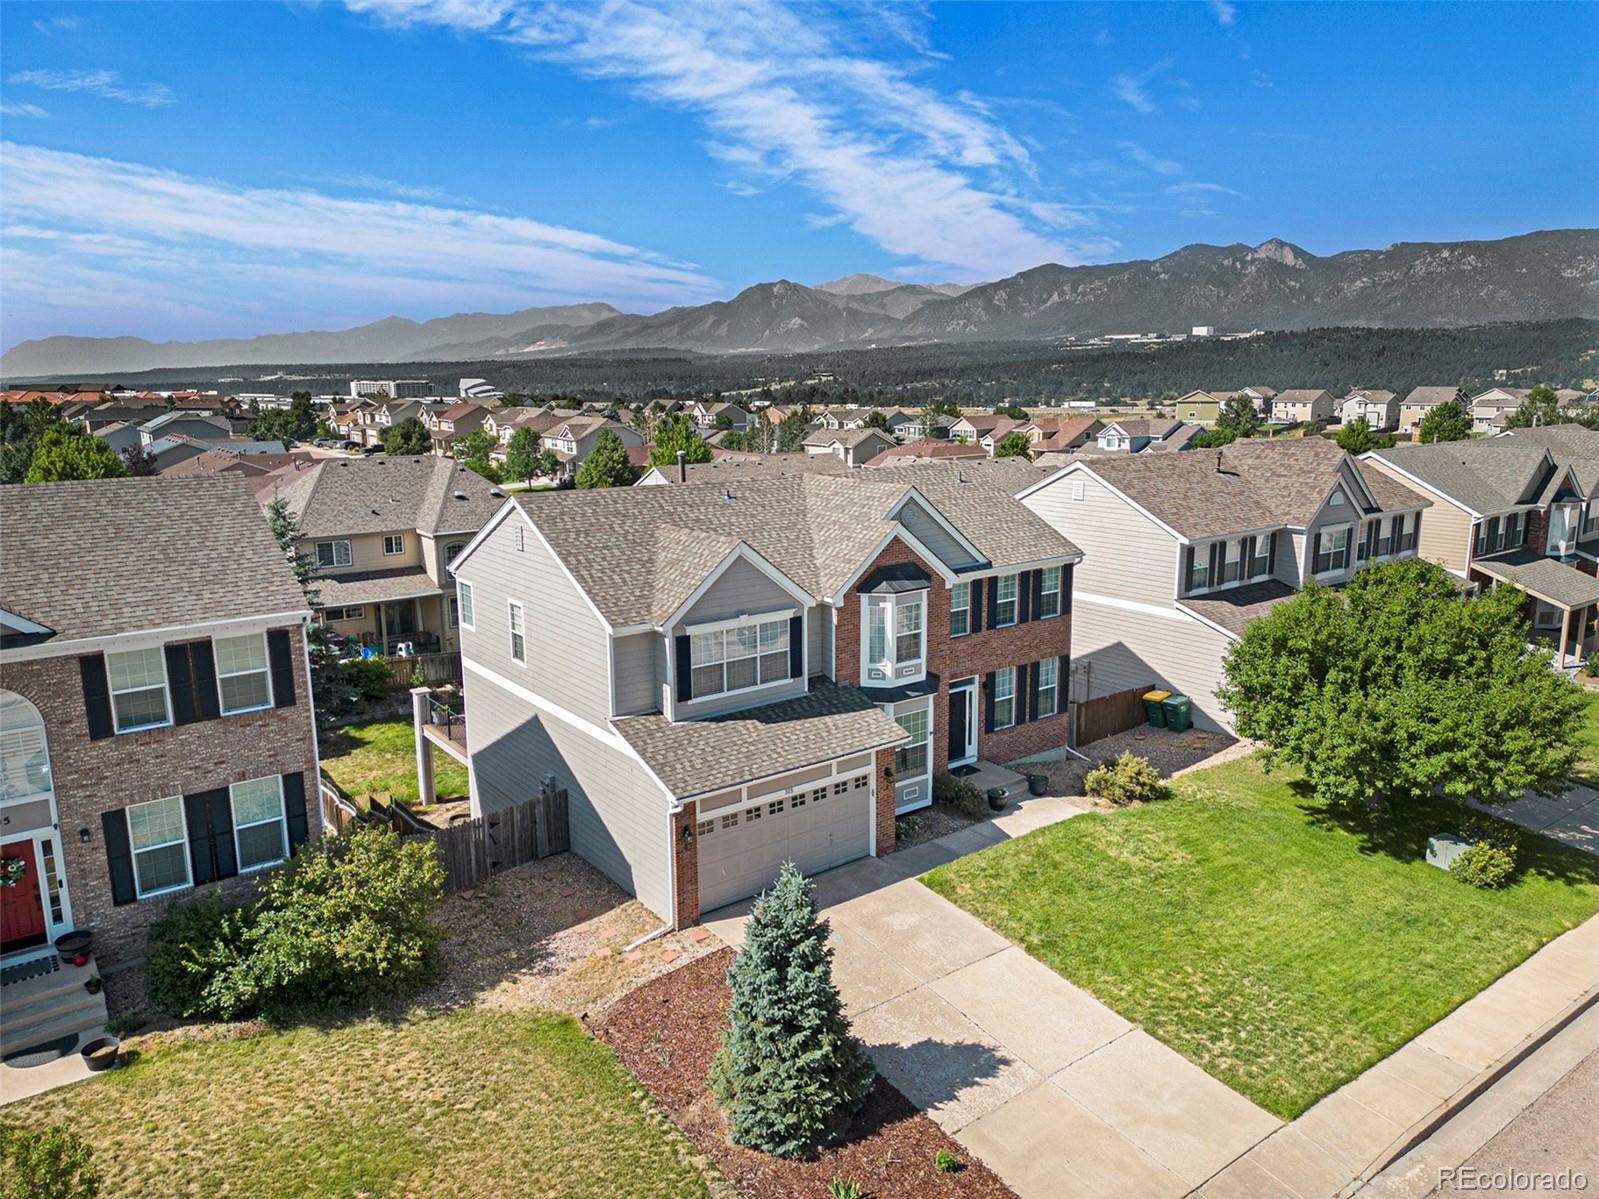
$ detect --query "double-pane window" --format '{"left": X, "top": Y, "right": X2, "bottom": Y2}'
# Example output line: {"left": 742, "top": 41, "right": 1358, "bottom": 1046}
{"left": 950, "top": 582, "right": 971, "bottom": 637}
{"left": 994, "top": 575, "right": 1018, "bottom": 626}
{"left": 508, "top": 601, "right": 526, "bottom": 665}
{"left": 458, "top": 581, "right": 475, "bottom": 628}
{"left": 993, "top": 667, "right": 1016, "bottom": 729}
{"left": 107, "top": 647, "right": 170, "bottom": 733}
{"left": 127, "top": 796, "right": 188, "bottom": 897}
{"left": 1314, "top": 527, "right": 1351, "bottom": 574}
{"left": 1038, "top": 567, "right": 1061, "bottom": 618}
{"left": 215, "top": 634, "right": 272, "bottom": 714}
{"left": 231, "top": 776, "right": 288, "bottom": 871}
{"left": 895, "top": 600, "right": 924, "bottom": 666}
{"left": 1035, "top": 658, "right": 1059, "bottom": 719}
{"left": 894, "top": 708, "right": 930, "bottom": 778}
{"left": 315, "top": 540, "right": 352, "bottom": 568}
{"left": 691, "top": 617, "right": 789, "bottom": 698}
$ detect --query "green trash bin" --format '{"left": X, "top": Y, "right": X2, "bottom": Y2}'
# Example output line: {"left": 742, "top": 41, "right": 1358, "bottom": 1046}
{"left": 1142, "top": 689, "right": 1172, "bottom": 728}
{"left": 1161, "top": 694, "right": 1192, "bottom": 733}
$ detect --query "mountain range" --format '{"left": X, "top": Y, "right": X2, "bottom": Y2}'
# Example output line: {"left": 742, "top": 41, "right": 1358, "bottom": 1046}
{"left": 4, "top": 230, "right": 1594, "bottom": 377}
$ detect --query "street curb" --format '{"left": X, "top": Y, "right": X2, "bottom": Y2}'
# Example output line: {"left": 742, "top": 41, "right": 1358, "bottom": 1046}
{"left": 1340, "top": 975, "right": 1599, "bottom": 1196}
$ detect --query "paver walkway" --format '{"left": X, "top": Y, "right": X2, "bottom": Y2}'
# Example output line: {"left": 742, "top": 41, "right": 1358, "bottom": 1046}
{"left": 703, "top": 789, "right": 1599, "bottom": 1199}
{"left": 1471, "top": 784, "right": 1599, "bottom": 856}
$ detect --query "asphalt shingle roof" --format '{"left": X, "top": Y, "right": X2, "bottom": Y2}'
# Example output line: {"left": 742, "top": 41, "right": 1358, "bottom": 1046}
{"left": 1179, "top": 580, "right": 1299, "bottom": 639}
{"left": 314, "top": 568, "right": 443, "bottom": 606}
{"left": 645, "top": 454, "right": 851, "bottom": 484}
{"left": 1474, "top": 548, "right": 1599, "bottom": 610}
{"left": 266, "top": 455, "right": 507, "bottom": 538}
{"left": 1367, "top": 440, "right": 1560, "bottom": 515}
{"left": 2, "top": 475, "right": 307, "bottom": 643}
{"left": 613, "top": 679, "right": 908, "bottom": 800}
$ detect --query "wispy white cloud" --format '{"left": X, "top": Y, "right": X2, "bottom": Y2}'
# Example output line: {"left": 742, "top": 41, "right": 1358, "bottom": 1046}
{"left": 1, "top": 102, "right": 49, "bottom": 118}
{"left": 1111, "top": 58, "right": 1173, "bottom": 114}
{"left": 0, "top": 141, "right": 719, "bottom": 345}
{"left": 297, "top": 170, "right": 457, "bottom": 203}
{"left": 1118, "top": 141, "right": 1182, "bottom": 175}
{"left": 32, "top": 15, "right": 81, "bottom": 34}
{"left": 1209, "top": 1, "right": 1237, "bottom": 28}
{"left": 345, "top": 0, "right": 1100, "bottom": 276}
{"left": 1167, "top": 181, "right": 1245, "bottom": 198}
{"left": 8, "top": 68, "right": 174, "bottom": 108}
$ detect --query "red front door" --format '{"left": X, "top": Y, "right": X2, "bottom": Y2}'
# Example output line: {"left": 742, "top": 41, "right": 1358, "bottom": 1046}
{"left": 0, "top": 840, "right": 48, "bottom": 953}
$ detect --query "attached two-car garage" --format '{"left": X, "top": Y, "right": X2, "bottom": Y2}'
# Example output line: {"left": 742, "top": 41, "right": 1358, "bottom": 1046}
{"left": 694, "top": 764, "right": 875, "bottom": 913}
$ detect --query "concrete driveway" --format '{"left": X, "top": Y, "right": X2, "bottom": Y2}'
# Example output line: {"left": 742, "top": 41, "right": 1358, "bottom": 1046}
{"left": 703, "top": 795, "right": 1282, "bottom": 1199}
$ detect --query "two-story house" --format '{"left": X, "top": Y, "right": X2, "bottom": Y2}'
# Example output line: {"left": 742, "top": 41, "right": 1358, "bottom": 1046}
{"left": 265, "top": 456, "right": 506, "bottom": 660}
{"left": 425, "top": 402, "right": 494, "bottom": 455}
{"left": 949, "top": 413, "right": 1021, "bottom": 446}
{"left": 1399, "top": 387, "right": 1470, "bottom": 436}
{"left": 1364, "top": 425, "right": 1599, "bottom": 665}
{"left": 0, "top": 476, "right": 319, "bottom": 1038}
{"left": 447, "top": 464, "right": 1080, "bottom": 926}
{"left": 1270, "top": 389, "right": 1336, "bottom": 426}
{"left": 1018, "top": 415, "right": 1102, "bottom": 453}
{"left": 688, "top": 401, "right": 752, "bottom": 432}
{"left": 1089, "top": 419, "right": 1189, "bottom": 453}
{"left": 801, "top": 427, "right": 896, "bottom": 467}
{"left": 540, "top": 415, "right": 645, "bottom": 476}
{"left": 1340, "top": 390, "right": 1399, "bottom": 431}
{"left": 1018, "top": 438, "right": 1429, "bottom": 731}
{"left": 1470, "top": 388, "right": 1531, "bottom": 433}
{"left": 1174, "top": 391, "right": 1225, "bottom": 425}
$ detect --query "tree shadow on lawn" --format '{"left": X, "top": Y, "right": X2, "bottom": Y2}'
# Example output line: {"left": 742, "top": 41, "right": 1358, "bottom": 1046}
{"left": 1292, "top": 779, "right": 1599, "bottom": 888}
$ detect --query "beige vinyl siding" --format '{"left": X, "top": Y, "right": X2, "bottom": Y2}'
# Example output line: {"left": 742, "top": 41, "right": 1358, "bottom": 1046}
{"left": 1072, "top": 596, "right": 1235, "bottom": 732}
{"left": 1271, "top": 530, "right": 1300, "bottom": 585}
{"left": 1021, "top": 469, "right": 1179, "bottom": 605}
{"left": 455, "top": 512, "right": 612, "bottom": 725}
{"left": 898, "top": 502, "right": 981, "bottom": 568}
{"left": 681, "top": 557, "right": 799, "bottom": 625}
{"left": 612, "top": 632, "right": 661, "bottom": 716}
{"left": 463, "top": 669, "right": 673, "bottom": 920}
{"left": 300, "top": 530, "right": 420, "bottom": 575}
{"left": 1364, "top": 459, "right": 1473, "bottom": 574}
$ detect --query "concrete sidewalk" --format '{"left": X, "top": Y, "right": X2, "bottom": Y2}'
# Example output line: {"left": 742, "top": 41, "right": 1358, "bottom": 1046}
{"left": 1471, "top": 785, "right": 1599, "bottom": 857}
{"left": 704, "top": 790, "right": 1599, "bottom": 1199}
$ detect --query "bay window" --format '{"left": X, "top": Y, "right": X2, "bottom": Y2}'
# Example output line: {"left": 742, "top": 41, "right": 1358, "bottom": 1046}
{"left": 863, "top": 593, "right": 926, "bottom": 683}
{"left": 690, "top": 615, "right": 790, "bottom": 698}
{"left": 895, "top": 602, "right": 924, "bottom": 665}
{"left": 127, "top": 796, "right": 189, "bottom": 897}
{"left": 106, "top": 647, "right": 171, "bottom": 733}
{"left": 1037, "top": 566, "right": 1061, "bottom": 618}
{"left": 994, "top": 574, "right": 1018, "bottom": 627}
{"left": 993, "top": 667, "right": 1016, "bottom": 730}
{"left": 950, "top": 582, "right": 971, "bottom": 637}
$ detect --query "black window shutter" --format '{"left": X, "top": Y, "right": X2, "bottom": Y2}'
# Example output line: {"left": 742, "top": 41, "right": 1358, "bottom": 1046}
{"left": 1058, "top": 654, "right": 1071, "bottom": 707}
{"left": 191, "top": 640, "right": 221, "bottom": 721}
{"left": 282, "top": 771, "right": 310, "bottom": 852}
{"left": 79, "top": 653, "right": 114, "bottom": 740}
{"left": 102, "top": 810, "right": 136, "bottom": 905}
{"left": 1208, "top": 541, "right": 1223, "bottom": 586}
{"left": 1016, "top": 663, "right": 1030, "bottom": 724}
{"left": 1062, "top": 564, "right": 1074, "bottom": 613}
{"left": 1031, "top": 570, "right": 1044, "bottom": 618}
{"left": 1031, "top": 660, "right": 1044, "bottom": 716}
{"left": 1018, "top": 571, "right": 1033, "bottom": 624}
{"left": 970, "top": 578, "right": 984, "bottom": 633}
{"left": 788, "top": 615, "right": 803, "bottom": 680}
{"left": 674, "top": 634, "right": 693, "bottom": 703}
{"left": 1180, "top": 546, "right": 1194, "bottom": 593}
{"left": 208, "top": 789, "right": 237, "bottom": 880}
{"left": 983, "top": 671, "right": 996, "bottom": 734}
{"left": 184, "top": 792, "right": 217, "bottom": 886}
{"left": 166, "top": 644, "right": 198, "bottom": 726}
{"left": 1242, "top": 536, "right": 1256, "bottom": 578}
{"left": 1310, "top": 531, "right": 1323, "bottom": 571}
{"left": 987, "top": 577, "right": 999, "bottom": 628}
{"left": 1267, "top": 533, "right": 1278, "bottom": 576}
{"left": 267, "top": 629, "right": 296, "bottom": 708}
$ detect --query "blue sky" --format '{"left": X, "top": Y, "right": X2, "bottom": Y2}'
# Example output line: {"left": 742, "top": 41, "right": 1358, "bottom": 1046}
{"left": 2, "top": 0, "right": 1595, "bottom": 348}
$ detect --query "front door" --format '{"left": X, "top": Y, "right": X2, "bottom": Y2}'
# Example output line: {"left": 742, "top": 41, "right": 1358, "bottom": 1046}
{"left": 0, "top": 839, "right": 48, "bottom": 954}
{"left": 948, "top": 680, "right": 976, "bottom": 767}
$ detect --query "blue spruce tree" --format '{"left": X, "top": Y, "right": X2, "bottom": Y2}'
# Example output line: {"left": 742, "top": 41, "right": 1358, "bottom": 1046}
{"left": 708, "top": 861, "right": 876, "bottom": 1155}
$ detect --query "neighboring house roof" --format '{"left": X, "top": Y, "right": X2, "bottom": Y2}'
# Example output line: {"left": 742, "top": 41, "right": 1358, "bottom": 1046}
{"left": 1403, "top": 386, "right": 1466, "bottom": 407}
{"left": 1180, "top": 579, "right": 1300, "bottom": 639}
{"left": 1473, "top": 547, "right": 1599, "bottom": 610}
{"left": 510, "top": 465, "right": 1079, "bottom": 627}
{"left": 140, "top": 410, "right": 230, "bottom": 434}
{"left": 1274, "top": 389, "right": 1333, "bottom": 407}
{"left": 1102, "top": 419, "right": 1182, "bottom": 439}
{"left": 1141, "top": 423, "right": 1202, "bottom": 453}
{"left": 1366, "top": 439, "right": 1564, "bottom": 515}
{"left": 863, "top": 439, "right": 986, "bottom": 467}
{"left": 267, "top": 454, "right": 507, "bottom": 537}
{"left": 1494, "top": 424, "right": 1599, "bottom": 493}
{"left": 0, "top": 475, "right": 306, "bottom": 644}
{"left": 314, "top": 567, "right": 443, "bottom": 606}
{"left": 1345, "top": 389, "right": 1397, "bottom": 405}
{"left": 159, "top": 448, "right": 310, "bottom": 478}
{"left": 641, "top": 454, "right": 853, "bottom": 484}
{"left": 613, "top": 678, "right": 909, "bottom": 801}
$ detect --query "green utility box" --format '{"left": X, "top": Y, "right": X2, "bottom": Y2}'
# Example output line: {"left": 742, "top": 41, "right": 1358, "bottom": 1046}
{"left": 1161, "top": 694, "right": 1192, "bottom": 733}
{"left": 1142, "top": 689, "right": 1172, "bottom": 728}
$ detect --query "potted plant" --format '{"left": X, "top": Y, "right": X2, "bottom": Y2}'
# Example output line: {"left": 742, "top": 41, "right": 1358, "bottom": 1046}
{"left": 79, "top": 1035, "right": 121, "bottom": 1072}
{"left": 1027, "top": 772, "right": 1048, "bottom": 797}
{"left": 987, "top": 786, "right": 1008, "bottom": 812}
{"left": 54, "top": 929, "right": 92, "bottom": 965}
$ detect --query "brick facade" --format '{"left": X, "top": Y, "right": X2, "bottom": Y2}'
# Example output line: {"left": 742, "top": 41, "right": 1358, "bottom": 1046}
{"left": 835, "top": 537, "right": 1074, "bottom": 778}
{"left": 671, "top": 801, "right": 699, "bottom": 930}
{"left": 873, "top": 747, "right": 897, "bottom": 856}
{"left": 3, "top": 625, "right": 320, "bottom": 970}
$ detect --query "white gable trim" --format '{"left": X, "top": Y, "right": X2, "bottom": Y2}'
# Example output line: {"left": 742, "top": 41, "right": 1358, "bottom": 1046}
{"left": 829, "top": 527, "right": 961, "bottom": 605}
{"left": 659, "top": 542, "right": 814, "bottom": 632}
{"left": 885, "top": 487, "right": 987, "bottom": 565}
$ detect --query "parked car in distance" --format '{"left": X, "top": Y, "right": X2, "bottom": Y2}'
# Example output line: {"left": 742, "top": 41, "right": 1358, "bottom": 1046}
{"left": 313, "top": 437, "right": 341, "bottom": 448}
{"left": 362, "top": 444, "right": 385, "bottom": 455}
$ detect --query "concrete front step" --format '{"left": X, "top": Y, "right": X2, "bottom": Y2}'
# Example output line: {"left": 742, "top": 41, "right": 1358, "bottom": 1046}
{"left": 1, "top": 961, "right": 110, "bottom": 1054}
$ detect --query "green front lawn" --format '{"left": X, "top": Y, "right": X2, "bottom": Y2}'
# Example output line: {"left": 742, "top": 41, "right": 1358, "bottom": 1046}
{"left": 8, "top": 1009, "right": 709, "bottom": 1198}
{"left": 923, "top": 758, "right": 1599, "bottom": 1118}
{"left": 1571, "top": 688, "right": 1599, "bottom": 788}
{"left": 320, "top": 717, "right": 469, "bottom": 805}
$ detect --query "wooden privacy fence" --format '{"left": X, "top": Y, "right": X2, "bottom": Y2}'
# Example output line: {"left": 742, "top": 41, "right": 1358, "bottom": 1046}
{"left": 418, "top": 789, "right": 570, "bottom": 892}
{"left": 319, "top": 774, "right": 363, "bottom": 836}
{"left": 1072, "top": 682, "right": 1156, "bottom": 748}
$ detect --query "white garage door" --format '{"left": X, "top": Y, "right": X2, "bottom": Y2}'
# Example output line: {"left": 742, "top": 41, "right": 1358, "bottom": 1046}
{"left": 697, "top": 771, "right": 873, "bottom": 913}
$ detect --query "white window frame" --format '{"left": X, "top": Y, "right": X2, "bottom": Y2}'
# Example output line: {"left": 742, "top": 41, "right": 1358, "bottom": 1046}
{"left": 213, "top": 632, "right": 274, "bottom": 716}
{"left": 106, "top": 646, "right": 173, "bottom": 735}
{"left": 861, "top": 592, "right": 927, "bottom": 684}
{"left": 1035, "top": 658, "right": 1059, "bottom": 719}
{"left": 1314, "top": 525, "right": 1352, "bottom": 575}
{"left": 1250, "top": 536, "right": 1271, "bottom": 579}
{"left": 458, "top": 580, "right": 475, "bottom": 630}
{"left": 994, "top": 574, "right": 1019, "bottom": 627}
{"left": 1037, "top": 566, "right": 1062, "bottom": 619}
{"left": 508, "top": 600, "right": 527, "bottom": 665}
{"left": 383, "top": 534, "right": 405, "bottom": 556}
{"left": 315, "top": 540, "right": 352, "bottom": 569}
{"left": 689, "top": 613, "right": 793, "bottom": 700}
{"left": 950, "top": 581, "right": 971, "bottom": 637}
{"left": 894, "top": 706, "right": 931, "bottom": 782}
{"left": 230, "top": 776, "right": 289, "bottom": 874}
{"left": 126, "top": 795, "right": 192, "bottom": 899}
{"left": 993, "top": 666, "right": 1017, "bottom": 730}
{"left": 1220, "top": 539, "right": 1245, "bottom": 586}
{"left": 448, "top": 596, "right": 460, "bottom": 629}
{"left": 322, "top": 606, "right": 364, "bottom": 623}
{"left": 894, "top": 597, "right": 926, "bottom": 673}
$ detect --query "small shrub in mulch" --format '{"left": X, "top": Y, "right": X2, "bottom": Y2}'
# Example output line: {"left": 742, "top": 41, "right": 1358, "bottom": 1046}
{"left": 599, "top": 949, "right": 1018, "bottom": 1199}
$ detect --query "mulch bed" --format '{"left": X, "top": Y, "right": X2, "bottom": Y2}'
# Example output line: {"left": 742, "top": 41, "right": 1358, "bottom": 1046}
{"left": 598, "top": 949, "right": 1017, "bottom": 1199}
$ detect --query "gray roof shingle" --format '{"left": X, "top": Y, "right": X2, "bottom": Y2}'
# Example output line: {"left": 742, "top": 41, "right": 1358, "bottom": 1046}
{"left": 1474, "top": 547, "right": 1599, "bottom": 610}
{"left": 613, "top": 679, "right": 908, "bottom": 800}
{"left": 2, "top": 475, "right": 307, "bottom": 643}
{"left": 1367, "top": 440, "right": 1563, "bottom": 514}
{"left": 266, "top": 454, "right": 507, "bottom": 538}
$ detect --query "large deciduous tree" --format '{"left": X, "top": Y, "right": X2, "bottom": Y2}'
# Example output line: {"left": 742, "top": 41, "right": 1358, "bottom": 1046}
{"left": 1416, "top": 400, "right": 1473, "bottom": 443}
{"left": 1505, "top": 384, "right": 1562, "bottom": 429}
{"left": 993, "top": 430, "right": 1032, "bottom": 459}
{"left": 1334, "top": 417, "right": 1383, "bottom": 455}
{"left": 504, "top": 426, "right": 557, "bottom": 484}
{"left": 647, "top": 413, "right": 713, "bottom": 467}
{"left": 1217, "top": 558, "right": 1586, "bottom": 810}
{"left": 575, "top": 430, "right": 636, "bottom": 488}
{"left": 23, "top": 426, "right": 129, "bottom": 482}
{"left": 383, "top": 416, "right": 432, "bottom": 456}
{"left": 708, "top": 863, "right": 875, "bottom": 1156}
